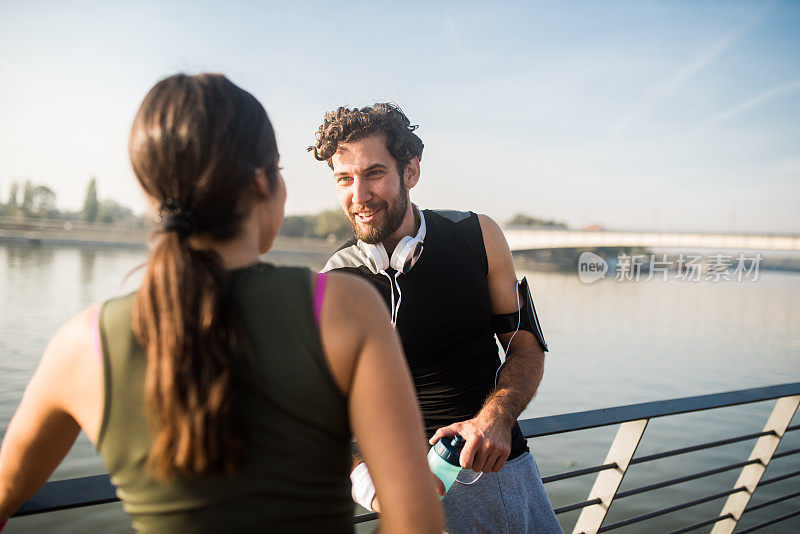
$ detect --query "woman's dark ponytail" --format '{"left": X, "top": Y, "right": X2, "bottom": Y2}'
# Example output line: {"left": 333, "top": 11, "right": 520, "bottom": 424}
{"left": 128, "top": 73, "right": 278, "bottom": 480}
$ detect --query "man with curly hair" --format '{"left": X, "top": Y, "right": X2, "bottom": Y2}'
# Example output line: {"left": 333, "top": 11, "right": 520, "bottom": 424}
{"left": 310, "top": 103, "right": 560, "bottom": 533}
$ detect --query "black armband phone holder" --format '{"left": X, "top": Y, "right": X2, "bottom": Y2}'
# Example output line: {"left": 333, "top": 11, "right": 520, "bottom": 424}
{"left": 491, "top": 277, "right": 548, "bottom": 352}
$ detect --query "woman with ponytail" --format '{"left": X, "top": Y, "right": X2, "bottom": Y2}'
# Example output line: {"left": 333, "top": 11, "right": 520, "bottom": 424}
{"left": 0, "top": 74, "right": 443, "bottom": 533}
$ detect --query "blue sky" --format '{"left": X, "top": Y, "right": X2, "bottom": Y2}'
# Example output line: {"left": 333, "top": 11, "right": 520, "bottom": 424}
{"left": 1, "top": 0, "right": 798, "bottom": 233}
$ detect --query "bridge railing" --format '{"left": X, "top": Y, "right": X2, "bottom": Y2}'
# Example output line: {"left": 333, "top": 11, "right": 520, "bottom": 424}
{"left": 502, "top": 227, "right": 800, "bottom": 252}
{"left": 12, "top": 382, "right": 800, "bottom": 533}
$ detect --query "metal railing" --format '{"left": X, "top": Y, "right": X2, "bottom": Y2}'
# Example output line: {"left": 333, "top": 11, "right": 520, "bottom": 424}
{"left": 529, "top": 382, "right": 800, "bottom": 534}
{"left": 12, "top": 382, "right": 800, "bottom": 532}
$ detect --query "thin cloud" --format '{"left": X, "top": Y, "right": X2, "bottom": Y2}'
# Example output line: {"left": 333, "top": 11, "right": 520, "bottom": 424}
{"left": 607, "top": 33, "right": 738, "bottom": 140}
{"left": 607, "top": 3, "right": 775, "bottom": 140}
{"left": 697, "top": 79, "right": 800, "bottom": 128}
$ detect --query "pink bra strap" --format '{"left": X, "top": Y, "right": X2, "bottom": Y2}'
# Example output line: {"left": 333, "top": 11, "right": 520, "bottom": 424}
{"left": 313, "top": 272, "right": 328, "bottom": 326}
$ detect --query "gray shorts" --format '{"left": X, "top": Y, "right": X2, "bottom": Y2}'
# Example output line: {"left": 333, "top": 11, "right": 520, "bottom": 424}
{"left": 442, "top": 452, "right": 562, "bottom": 534}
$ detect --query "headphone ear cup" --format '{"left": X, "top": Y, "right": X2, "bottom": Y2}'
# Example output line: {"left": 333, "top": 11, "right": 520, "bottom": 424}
{"left": 389, "top": 208, "right": 427, "bottom": 273}
{"left": 390, "top": 236, "right": 414, "bottom": 273}
{"left": 374, "top": 244, "right": 390, "bottom": 271}
{"left": 390, "top": 237, "right": 425, "bottom": 274}
{"left": 358, "top": 241, "right": 390, "bottom": 273}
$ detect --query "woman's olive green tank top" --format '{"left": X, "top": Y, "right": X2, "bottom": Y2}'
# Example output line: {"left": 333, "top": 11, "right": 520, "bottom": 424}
{"left": 96, "top": 264, "right": 353, "bottom": 533}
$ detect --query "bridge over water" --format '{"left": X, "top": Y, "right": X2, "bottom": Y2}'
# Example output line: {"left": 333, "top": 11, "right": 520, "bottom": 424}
{"left": 503, "top": 228, "right": 800, "bottom": 253}
{"left": 2, "top": 217, "right": 798, "bottom": 254}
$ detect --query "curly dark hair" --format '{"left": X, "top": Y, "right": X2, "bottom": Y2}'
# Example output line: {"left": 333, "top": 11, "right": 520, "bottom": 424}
{"left": 308, "top": 103, "right": 424, "bottom": 172}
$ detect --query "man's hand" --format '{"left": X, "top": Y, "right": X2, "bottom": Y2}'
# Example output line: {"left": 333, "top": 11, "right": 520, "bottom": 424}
{"left": 371, "top": 472, "right": 445, "bottom": 512}
{"left": 429, "top": 412, "right": 513, "bottom": 473}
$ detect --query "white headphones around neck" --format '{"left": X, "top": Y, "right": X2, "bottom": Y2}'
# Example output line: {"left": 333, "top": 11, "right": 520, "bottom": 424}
{"left": 357, "top": 206, "right": 426, "bottom": 275}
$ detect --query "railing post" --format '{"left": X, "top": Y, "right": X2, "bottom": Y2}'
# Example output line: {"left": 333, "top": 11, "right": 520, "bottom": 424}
{"left": 572, "top": 418, "right": 648, "bottom": 534}
{"left": 710, "top": 395, "right": 800, "bottom": 534}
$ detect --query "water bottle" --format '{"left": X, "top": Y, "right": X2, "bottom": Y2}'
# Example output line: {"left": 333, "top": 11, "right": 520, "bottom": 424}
{"left": 427, "top": 434, "right": 465, "bottom": 495}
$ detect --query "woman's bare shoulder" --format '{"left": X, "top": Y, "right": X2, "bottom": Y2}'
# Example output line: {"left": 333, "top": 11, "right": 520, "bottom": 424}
{"left": 34, "top": 304, "right": 103, "bottom": 438}
{"left": 316, "top": 271, "right": 392, "bottom": 395}
{"left": 47, "top": 305, "right": 99, "bottom": 361}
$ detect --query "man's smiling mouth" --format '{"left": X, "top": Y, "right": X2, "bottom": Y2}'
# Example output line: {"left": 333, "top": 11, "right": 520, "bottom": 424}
{"left": 354, "top": 208, "right": 380, "bottom": 223}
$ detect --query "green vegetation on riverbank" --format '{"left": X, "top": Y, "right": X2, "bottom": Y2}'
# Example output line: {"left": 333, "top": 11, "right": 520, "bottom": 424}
{"left": 1, "top": 178, "right": 144, "bottom": 226}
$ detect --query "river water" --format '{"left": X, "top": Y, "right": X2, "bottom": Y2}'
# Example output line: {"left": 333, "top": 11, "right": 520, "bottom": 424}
{"left": 1, "top": 242, "right": 798, "bottom": 533}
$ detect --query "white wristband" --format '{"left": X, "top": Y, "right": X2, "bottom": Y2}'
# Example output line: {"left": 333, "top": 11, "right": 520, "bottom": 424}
{"left": 350, "top": 462, "right": 376, "bottom": 511}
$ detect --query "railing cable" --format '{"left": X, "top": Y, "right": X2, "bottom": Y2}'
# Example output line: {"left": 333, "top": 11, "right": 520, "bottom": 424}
{"left": 595, "top": 486, "right": 747, "bottom": 532}
{"left": 771, "top": 447, "right": 800, "bottom": 460}
{"left": 756, "top": 469, "right": 800, "bottom": 487}
{"left": 629, "top": 430, "right": 776, "bottom": 465}
{"left": 742, "top": 490, "right": 800, "bottom": 514}
{"left": 663, "top": 513, "right": 734, "bottom": 534}
{"left": 553, "top": 497, "right": 602, "bottom": 515}
{"left": 734, "top": 509, "right": 800, "bottom": 533}
{"left": 542, "top": 463, "right": 617, "bottom": 484}
{"left": 614, "top": 459, "right": 761, "bottom": 500}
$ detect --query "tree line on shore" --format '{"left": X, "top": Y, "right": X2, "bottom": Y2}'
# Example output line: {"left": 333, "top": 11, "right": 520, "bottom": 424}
{"left": 0, "top": 178, "right": 568, "bottom": 238}
{"left": 0, "top": 178, "right": 140, "bottom": 226}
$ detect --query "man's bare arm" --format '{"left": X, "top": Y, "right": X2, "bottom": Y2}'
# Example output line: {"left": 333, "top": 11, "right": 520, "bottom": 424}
{"left": 481, "top": 330, "right": 545, "bottom": 433}
{"left": 429, "top": 214, "right": 546, "bottom": 473}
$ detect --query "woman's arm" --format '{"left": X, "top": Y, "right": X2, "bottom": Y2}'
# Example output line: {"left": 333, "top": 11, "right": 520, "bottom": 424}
{"left": 318, "top": 272, "right": 443, "bottom": 534}
{"left": 0, "top": 306, "right": 102, "bottom": 522}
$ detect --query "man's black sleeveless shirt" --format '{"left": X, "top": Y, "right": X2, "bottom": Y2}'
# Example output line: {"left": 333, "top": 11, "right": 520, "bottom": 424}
{"left": 323, "top": 209, "right": 529, "bottom": 460}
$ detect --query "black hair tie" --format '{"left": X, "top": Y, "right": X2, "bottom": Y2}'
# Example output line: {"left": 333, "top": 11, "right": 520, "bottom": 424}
{"left": 157, "top": 198, "right": 195, "bottom": 237}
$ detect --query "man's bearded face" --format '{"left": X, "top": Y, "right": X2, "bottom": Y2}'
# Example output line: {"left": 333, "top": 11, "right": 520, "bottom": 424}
{"left": 347, "top": 180, "right": 407, "bottom": 244}
{"left": 332, "top": 134, "right": 410, "bottom": 245}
